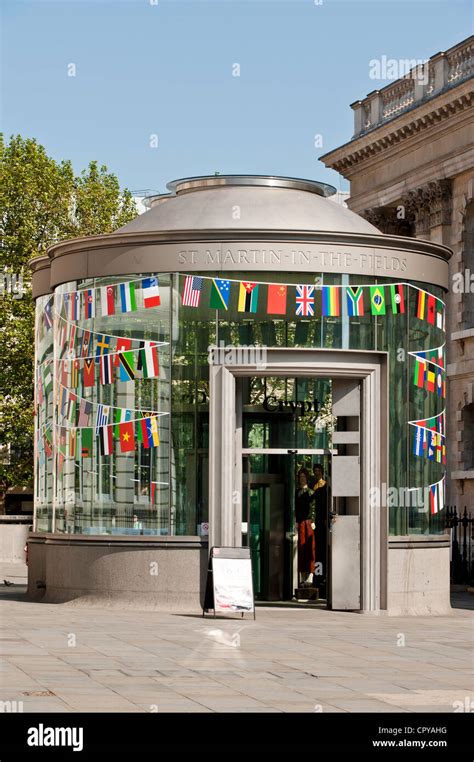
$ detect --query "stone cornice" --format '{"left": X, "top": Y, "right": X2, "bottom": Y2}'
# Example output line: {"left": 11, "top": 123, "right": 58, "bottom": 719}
{"left": 35, "top": 227, "right": 452, "bottom": 263}
{"left": 321, "top": 80, "right": 473, "bottom": 174}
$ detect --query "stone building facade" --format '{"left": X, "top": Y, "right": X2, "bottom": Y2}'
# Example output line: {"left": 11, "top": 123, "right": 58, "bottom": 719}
{"left": 321, "top": 36, "right": 474, "bottom": 509}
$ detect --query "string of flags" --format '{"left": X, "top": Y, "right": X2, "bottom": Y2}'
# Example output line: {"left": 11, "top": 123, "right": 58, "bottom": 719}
{"left": 409, "top": 409, "right": 446, "bottom": 464}
{"left": 411, "top": 345, "right": 446, "bottom": 398}
{"left": 408, "top": 476, "right": 445, "bottom": 515}
{"left": 40, "top": 275, "right": 446, "bottom": 334}
{"left": 183, "top": 277, "right": 419, "bottom": 318}
{"left": 56, "top": 277, "right": 161, "bottom": 322}
{"left": 37, "top": 409, "right": 164, "bottom": 461}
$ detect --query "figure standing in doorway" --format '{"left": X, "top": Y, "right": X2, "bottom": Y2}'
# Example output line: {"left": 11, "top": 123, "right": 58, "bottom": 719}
{"left": 295, "top": 468, "right": 316, "bottom": 587}
{"left": 311, "top": 463, "right": 328, "bottom": 586}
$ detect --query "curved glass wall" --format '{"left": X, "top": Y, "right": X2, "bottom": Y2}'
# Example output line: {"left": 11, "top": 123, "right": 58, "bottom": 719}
{"left": 34, "top": 270, "right": 447, "bottom": 537}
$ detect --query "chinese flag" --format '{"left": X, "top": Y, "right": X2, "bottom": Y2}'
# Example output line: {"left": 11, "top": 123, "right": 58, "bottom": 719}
{"left": 114, "top": 337, "right": 132, "bottom": 367}
{"left": 119, "top": 421, "right": 135, "bottom": 453}
{"left": 267, "top": 284, "right": 287, "bottom": 315}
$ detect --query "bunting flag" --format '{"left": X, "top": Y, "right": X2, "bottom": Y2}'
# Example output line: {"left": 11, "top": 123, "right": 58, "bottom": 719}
{"left": 70, "top": 359, "right": 80, "bottom": 388}
{"left": 136, "top": 340, "right": 145, "bottom": 372}
{"left": 209, "top": 279, "right": 231, "bottom": 310}
{"left": 114, "top": 337, "right": 132, "bottom": 367}
{"left": 70, "top": 292, "right": 79, "bottom": 321}
{"left": 182, "top": 275, "right": 203, "bottom": 307}
{"left": 140, "top": 416, "right": 160, "bottom": 448}
{"left": 69, "top": 429, "right": 77, "bottom": 458}
{"left": 426, "top": 365, "right": 436, "bottom": 393}
{"left": 101, "top": 285, "right": 115, "bottom": 317}
{"left": 59, "top": 386, "right": 68, "bottom": 417}
{"left": 44, "top": 429, "right": 53, "bottom": 457}
{"left": 37, "top": 371, "right": 44, "bottom": 405}
{"left": 114, "top": 408, "right": 132, "bottom": 437}
{"left": 140, "top": 342, "right": 159, "bottom": 379}
{"left": 77, "top": 399, "right": 93, "bottom": 427}
{"left": 62, "top": 293, "right": 69, "bottom": 320}
{"left": 118, "top": 350, "right": 135, "bottom": 382}
{"left": 95, "top": 334, "right": 111, "bottom": 362}
{"left": 43, "top": 300, "right": 53, "bottom": 330}
{"left": 436, "top": 367, "right": 446, "bottom": 398}
{"left": 95, "top": 404, "right": 110, "bottom": 433}
{"left": 322, "top": 286, "right": 340, "bottom": 317}
{"left": 67, "top": 393, "right": 77, "bottom": 425}
{"left": 84, "top": 289, "right": 95, "bottom": 319}
{"left": 98, "top": 425, "right": 113, "bottom": 456}
{"left": 295, "top": 285, "right": 314, "bottom": 317}
{"left": 83, "top": 358, "right": 95, "bottom": 388}
{"left": 80, "top": 329, "right": 92, "bottom": 358}
{"left": 120, "top": 282, "right": 137, "bottom": 313}
{"left": 43, "top": 365, "right": 53, "bottom": 395}
{"left": 416, "top": 289, "right": 437, "bottom": 324}
{"left": 413, "top": 426, "right": 426, "bottom": 456}
{"left": 267, "top": 284, "right": 287, "bottom": 315}
{"left": 118, "top": 421, "right": 135, "bottom": 453}
{"left": 346, "top": 286, "right": 364, "bottom": 317}
{"left": 390, "top": 284, "right": 405, "bottom": 314}
{"left": 142, "top": 277, "right": 161, "bottom": 308}
{"left": 68, "top": 324, "right": 77, "bottom": 356}
{"left": 429, "top": 478, "right": 445, "bottom": 515}
{"left": 99, "top": 354, "right": 114, "bottom": 385}
{"left": 238, "top": 282, "right": 259, "bottom": 313}
{"left": 427, "top": 293, "right": 436, "bottom": 325}
{"left": 413, "top": 357, "right": 426, "bottom": 388}
{"left": 81, "top": 427, "right": 93, "bottom": 458}
{"left": 370, "top": 286, "right": 386, "bottom": 315}
{"left": 436, "top": 303, "right": 445, "bottom": 331}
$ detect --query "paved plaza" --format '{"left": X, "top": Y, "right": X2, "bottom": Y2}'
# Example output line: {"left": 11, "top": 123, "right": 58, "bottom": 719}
{"left": 0, "top": 563, "right": 472, "bottom": 714}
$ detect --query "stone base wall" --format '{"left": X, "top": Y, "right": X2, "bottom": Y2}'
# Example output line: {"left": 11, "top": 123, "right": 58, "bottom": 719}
{"left": 27, "top": 534, "right": 209, "bottom": 612}
{"left": 387, "top": 540, "right": 451, "bottom": 616}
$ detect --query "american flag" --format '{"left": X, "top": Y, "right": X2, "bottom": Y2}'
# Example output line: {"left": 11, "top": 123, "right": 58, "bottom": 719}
{"left": 296, "top": 285, "right": 315, "bottom": 317}
{"left": 182, "top": 275, "right": 203, "bottom": 307}
{"left": 78, "top": 400, "right": 92, "bottom": 427}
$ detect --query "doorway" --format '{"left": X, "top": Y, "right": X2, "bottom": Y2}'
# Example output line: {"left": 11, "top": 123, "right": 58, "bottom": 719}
{"left": 208, "top": 348, "right": 388, "bottom": 613}
{"left": 242, "top": 450, "right": 331, "bottom": 602}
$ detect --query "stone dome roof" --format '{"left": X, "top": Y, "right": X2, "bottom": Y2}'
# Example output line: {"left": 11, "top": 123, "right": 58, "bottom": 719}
{"left": 113, "top": 175, "right": 379, "bottom": 236}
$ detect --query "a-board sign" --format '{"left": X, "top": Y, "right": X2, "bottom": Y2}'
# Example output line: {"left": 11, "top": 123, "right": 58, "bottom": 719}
{"left": 203, "top": 547, "right": 255, "bottom": 618}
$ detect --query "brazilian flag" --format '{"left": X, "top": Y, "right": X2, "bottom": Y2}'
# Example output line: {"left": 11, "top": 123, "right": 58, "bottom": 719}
{"left": 370, "top": 286, "right": 386, "bottom": 315}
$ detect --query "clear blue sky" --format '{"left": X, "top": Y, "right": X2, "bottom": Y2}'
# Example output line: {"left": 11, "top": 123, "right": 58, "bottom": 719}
{"left": 2, "top": 0, "right": 472, "bottom": 194}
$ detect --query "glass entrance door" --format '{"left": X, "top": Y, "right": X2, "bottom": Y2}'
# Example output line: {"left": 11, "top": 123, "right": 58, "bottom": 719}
{"left": 242, "top": 449, "right": 332, "bottom": 602}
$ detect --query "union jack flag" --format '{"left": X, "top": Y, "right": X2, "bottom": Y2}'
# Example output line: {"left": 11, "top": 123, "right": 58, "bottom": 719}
{"left": 295, "top": 285, "right": 315, "bottom": 317}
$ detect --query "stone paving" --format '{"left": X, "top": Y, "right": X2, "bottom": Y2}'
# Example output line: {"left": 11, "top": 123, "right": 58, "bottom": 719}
{"left": 0, "top": 564, "right": 472, "bottom": 714}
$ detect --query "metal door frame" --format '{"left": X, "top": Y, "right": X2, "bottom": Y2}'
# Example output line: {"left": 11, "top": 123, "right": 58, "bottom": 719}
{"left": 208, "top": 347, "right": 388, "bottom": 613}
